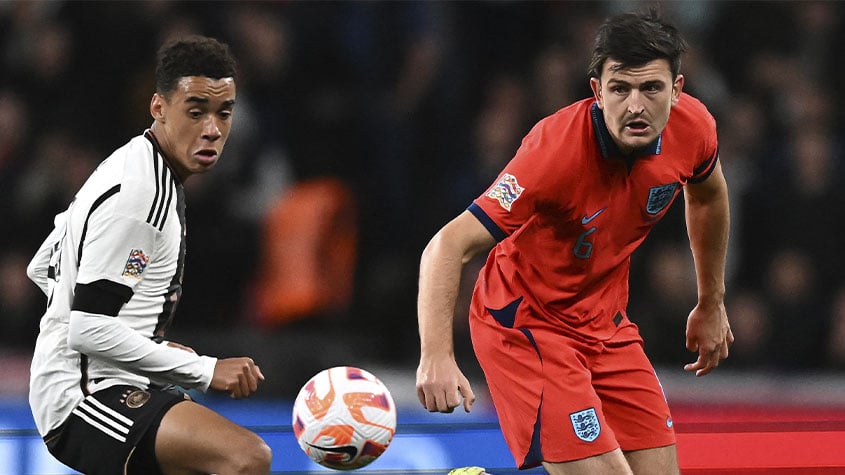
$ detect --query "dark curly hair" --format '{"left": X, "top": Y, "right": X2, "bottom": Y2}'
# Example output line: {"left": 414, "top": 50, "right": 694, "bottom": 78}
{"left": 155, "top": 35, "right": 237, "bottom": 96}
{"left": 588, "top": 8, "right": 687, "bottom": 79}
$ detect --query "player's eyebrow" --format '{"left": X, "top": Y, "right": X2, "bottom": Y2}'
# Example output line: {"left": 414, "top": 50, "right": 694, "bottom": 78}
{"left": 606, "top": 78, "right": 631, "bottom": 86}
{"left": 184, "top": 97, "right": 236, "bottom": 107}
{"left": 640, "top": 80, "right": 665, "bottom": 89}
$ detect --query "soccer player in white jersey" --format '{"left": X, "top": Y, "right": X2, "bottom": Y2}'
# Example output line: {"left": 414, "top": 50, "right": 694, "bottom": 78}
{"left": 27, "top": 36, "right": 272, "bottom": 474}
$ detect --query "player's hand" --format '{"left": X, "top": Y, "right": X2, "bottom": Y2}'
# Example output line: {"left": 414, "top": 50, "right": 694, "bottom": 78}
{"left": 211, "top": 357, "right": 265, "bottom": 398}
{"left": 416, "top": 354, "right": 475, "bottom": 413}
{"left": 684, "top": 301, "right": 733, "bottom": 376}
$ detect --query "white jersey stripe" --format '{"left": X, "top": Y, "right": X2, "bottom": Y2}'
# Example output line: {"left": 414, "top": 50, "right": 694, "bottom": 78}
{"left": 76, "top": 401, "right": 131, "bottom": 436}
{"left": 84, "top": 396, "right": 134, "bottom": 426}
{"left": 71, "top": 407, "right": 128, "bottom": 443}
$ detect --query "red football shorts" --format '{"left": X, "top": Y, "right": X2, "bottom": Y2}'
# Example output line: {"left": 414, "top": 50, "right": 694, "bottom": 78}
{"left": 469, "top": 301, "right": 676, "bottom": 468}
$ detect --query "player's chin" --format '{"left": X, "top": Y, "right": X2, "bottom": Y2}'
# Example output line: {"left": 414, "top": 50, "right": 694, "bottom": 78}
{"left": 620, "top": 135, "right": 655, "bottom": 151}
{"left": 190, "top": 158, "right": 219, "bottom": 174}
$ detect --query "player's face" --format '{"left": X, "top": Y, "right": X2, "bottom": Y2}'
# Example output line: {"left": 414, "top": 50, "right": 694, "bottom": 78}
{"left": 590, "top": 58, "right": 683, "bottom": 155}
{"left": 150, "top": 76, "right": 236, "bottom": 181}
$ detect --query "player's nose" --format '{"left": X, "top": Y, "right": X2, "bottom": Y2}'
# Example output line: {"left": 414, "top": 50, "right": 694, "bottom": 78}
{"left": 626, "top": 91, "right": 644, "bottom": 115}
{"left": 202, "top": 117, "right": 222, "bottom": 140}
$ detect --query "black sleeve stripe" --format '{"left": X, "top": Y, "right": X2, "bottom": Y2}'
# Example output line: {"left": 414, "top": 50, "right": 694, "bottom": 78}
{"left": 72, "top": 279, "right": 133, "bottom": 316}
{"left": 77, "top": 185, "right": 121, "bottom": 263}
{"left": 689, "top": 147, "right": 719, "bottom": 185}
{"left": 146, "top": 144, "right": 161, "bottom": 224}
{"left": 468, "top": 203, "right": 507, "bottom": 242}
{"left": 157, "top": 175, "right": 175, "bottom": 232}
{"left": 144, "top": 132, "right": 178, "bottom": 230}
{"left": 151, "top": 160, "right": 168, "bottom": 228}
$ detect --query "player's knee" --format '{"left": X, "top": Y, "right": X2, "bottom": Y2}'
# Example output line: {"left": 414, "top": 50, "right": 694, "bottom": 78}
{"left": 230, "top": 434, "right": 272, "bottom": 474}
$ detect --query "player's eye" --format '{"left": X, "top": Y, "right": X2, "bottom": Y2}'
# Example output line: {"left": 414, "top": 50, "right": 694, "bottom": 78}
{"left": 189, "top": 110, "right": 203, "bottom": 119}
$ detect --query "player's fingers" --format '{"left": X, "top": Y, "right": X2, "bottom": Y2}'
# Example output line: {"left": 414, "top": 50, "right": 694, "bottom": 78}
{"left": 684, "top": 352, "right": 709, "bottom": 374}
{"left": 685, "top": 334, "right": 698, "bottom": 352}
{"left": 230, "top": 372, "right": 245, "bottom": 398}
{"left": 416, "top": 386, "right": 428, "bottom": 409}
{"left": 245, "top": 360, "right": 259, "bottom": 392}
{"left": 422, "top": 388, "right": 440, "bottom": 412}
{"left": 438, "top": 389, "right": 456, "bottom": 413}
{"left": 254, "top": 363, "right": 265, "bottom": 382}
{"left": 720, "top": 337, "right": 730, "bottom": 360}
{"left": 235, "top": 365, "right": 253, "bottom": 398}
{"left": 460, "top": 384, "right": 476, "bottom": 413}
{"left": 697, "top": 346, "right": 722, "bottom": 376}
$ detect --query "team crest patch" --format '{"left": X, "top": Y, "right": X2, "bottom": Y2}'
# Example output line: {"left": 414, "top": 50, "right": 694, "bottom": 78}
{"left": 122, "top": 389, "right": 151, "bottom": 409}
{"left": 486, "top": 173, "right": 524, "bottom": 212}
{"left": 122, "top": 249, "right": 149, "bottom": 279}
{"left": 646, "top": 182, "right": 679, "bottom": 215}
{"left": 570, "top": 407, "right": 601, "bottom": 442}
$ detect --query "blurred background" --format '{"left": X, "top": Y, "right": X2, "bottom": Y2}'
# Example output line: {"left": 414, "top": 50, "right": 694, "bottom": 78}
{"left": 1, "top": 0, "right": 844, "bottom": 405}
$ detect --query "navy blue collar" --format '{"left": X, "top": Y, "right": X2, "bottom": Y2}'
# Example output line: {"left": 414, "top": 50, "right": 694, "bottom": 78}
{"left": 591, "top": 102, "right": 662, "bottom": 160}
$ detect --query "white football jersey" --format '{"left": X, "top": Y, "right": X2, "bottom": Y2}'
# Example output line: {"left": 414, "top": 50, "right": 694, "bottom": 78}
{"left": 28, "top": 130, "right": 216, "bottom": 436}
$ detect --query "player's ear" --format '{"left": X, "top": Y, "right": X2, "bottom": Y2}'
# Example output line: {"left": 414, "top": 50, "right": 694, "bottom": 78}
{"left": 150, "top": 93, "right": 166, "bottom": 122}
{"left": 671, "top": 74, "right": 684, "bottom": 106}
{"left": 590, "top": 77, "right": 603, "bottom": 109}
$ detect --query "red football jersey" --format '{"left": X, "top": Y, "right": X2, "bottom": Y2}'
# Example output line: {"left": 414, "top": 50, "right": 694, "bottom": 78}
{"left": 470, "top": 93, "right": 718, "bottom": 342}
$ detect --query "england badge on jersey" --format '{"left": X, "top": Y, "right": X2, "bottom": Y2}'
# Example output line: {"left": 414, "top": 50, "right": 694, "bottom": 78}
{"left": 646, "top": 182, "right": 679, "bottom": 215}
{"left": 122, "top": 249, "right": 149, "bottom": 279}
{"left": 570, "top": 407, "right": 601, "bottom": 442}
{"left": 486, "top": 173, "right": 524, "bottom": 212}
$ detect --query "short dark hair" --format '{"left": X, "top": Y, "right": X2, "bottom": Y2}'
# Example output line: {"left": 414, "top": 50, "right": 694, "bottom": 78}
{"left": 588, "top": 9, "right": 687, "bottom": 79}
{"left": 155, "top": 35, "right": 237, "bottom": 95}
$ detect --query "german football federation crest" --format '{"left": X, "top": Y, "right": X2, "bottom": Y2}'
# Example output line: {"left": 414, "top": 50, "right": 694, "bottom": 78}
{"left": 570, "top": 408, "right": 601, "bottom": 442}
{"left": 486, "top": 173, "right": 524, "bottom": 212}
{"left": 646, "top": 182, "right": 679, "bottom": 215}
{"left": 122, "top": 389, "right": 151, "bottom": 409}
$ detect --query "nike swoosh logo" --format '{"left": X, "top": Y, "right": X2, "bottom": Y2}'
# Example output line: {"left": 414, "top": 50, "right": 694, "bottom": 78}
{"left": 305, "top": 442, "right": 358, "bottom": 458}
{"left": 581, "top": 207, "right": 607, "bottom": 225}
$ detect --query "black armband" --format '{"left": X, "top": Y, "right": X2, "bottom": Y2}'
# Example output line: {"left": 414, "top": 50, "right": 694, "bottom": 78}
{"left": 72, "top": 280, "right": 133, "bottom": 316}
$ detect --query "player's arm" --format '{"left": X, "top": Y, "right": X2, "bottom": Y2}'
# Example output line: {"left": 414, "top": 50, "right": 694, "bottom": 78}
{"left": 682, "top": 160, "right": 733, "bottom": 376}
{"left": 416, "top": 210, "right": 495, "bottom": 413}
{"left": 67, "top": 282, "right": 263, "bottom": 398}
{"left": 27, "top": 211, "right": 68, "bottom": 296}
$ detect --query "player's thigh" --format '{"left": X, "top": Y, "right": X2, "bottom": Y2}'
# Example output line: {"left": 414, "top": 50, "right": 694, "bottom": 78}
{"left": 624, "top": 445, "right": 678, "bottom": 475}
{"left": 155, "top": 400, "right": 271, "bottom": 474}
{"left": 543, "top": 448, "right": 633, "bottom": 475}
{"left": 592, "top": 327, "right": 676, "bottom": 453}
{"left": 471, "top": 309, "right": 621, "bottom": 467}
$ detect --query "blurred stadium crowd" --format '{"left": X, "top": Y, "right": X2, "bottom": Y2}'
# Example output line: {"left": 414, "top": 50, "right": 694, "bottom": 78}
{"left": 1, "top": 1, "right": 844, "bottom": 397}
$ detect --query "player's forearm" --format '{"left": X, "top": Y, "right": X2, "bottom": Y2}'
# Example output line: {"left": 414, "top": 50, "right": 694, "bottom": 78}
{"left": 67, "top": 311, "right": 216, "bottom": 391}
{"left": 685, "top": 184, "right": 729, "bottom": 305}
{"left": 417, "top": 232, "right": 465, "bottom": 358}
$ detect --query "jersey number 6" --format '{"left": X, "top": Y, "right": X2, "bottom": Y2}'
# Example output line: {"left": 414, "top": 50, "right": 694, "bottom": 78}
{"left": 573, "top": 227, "right": 597, "bottom": 259}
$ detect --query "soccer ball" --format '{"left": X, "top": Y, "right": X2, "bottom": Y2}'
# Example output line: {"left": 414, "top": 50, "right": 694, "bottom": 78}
{"left": 292, "top": 366, "right": 397, "bottom": 470}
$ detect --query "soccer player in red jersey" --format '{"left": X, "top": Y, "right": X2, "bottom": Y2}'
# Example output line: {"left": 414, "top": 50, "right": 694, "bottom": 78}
{"left": 417, "top": 10, "right": 732, "bottom": 475}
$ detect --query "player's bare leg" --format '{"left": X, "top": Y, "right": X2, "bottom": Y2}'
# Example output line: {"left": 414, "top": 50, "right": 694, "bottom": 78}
{"left": 624, "top": 445, "right": 679, "bottom": 475}
{"left": 155, "top": 400, "right": 271, "bottom": 474}
{"left": 543, "top": 448, "right": 633, "bottom": 475}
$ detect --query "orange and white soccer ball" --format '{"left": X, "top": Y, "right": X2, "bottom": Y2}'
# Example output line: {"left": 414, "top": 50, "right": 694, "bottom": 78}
{"left": 292, "top": 366, "right": 397, "bottom": 470}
